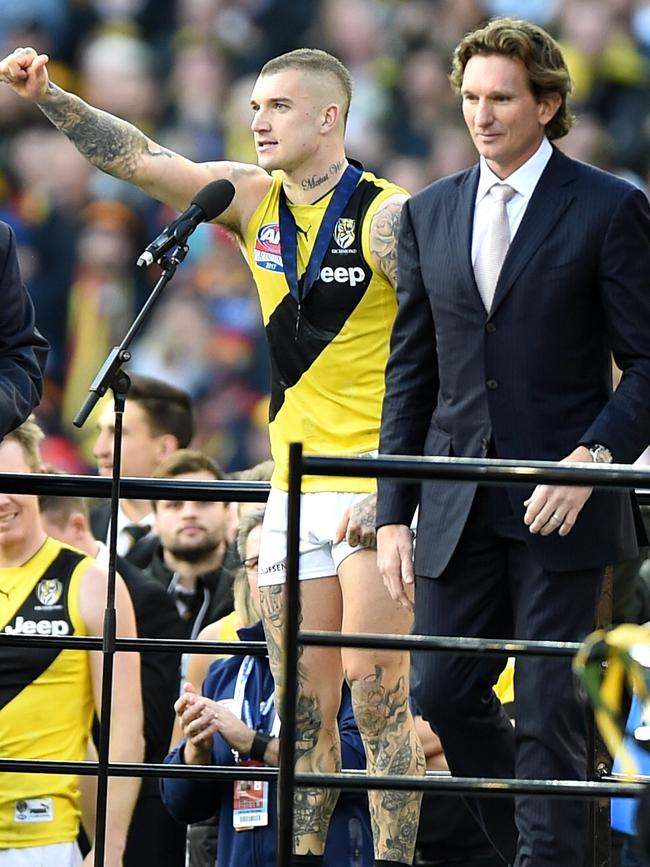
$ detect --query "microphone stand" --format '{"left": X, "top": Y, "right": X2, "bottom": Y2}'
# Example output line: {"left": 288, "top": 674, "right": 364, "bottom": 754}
{"left": 72, "top": 242, "right": 189, "bottom": 867}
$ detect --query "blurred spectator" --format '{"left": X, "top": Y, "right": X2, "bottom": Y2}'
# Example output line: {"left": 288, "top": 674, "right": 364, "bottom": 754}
{"left": 0, "top": 0, "right": 649, "bottom": 477}
{"left": 39, "top": 486, "right": 187, "bottom": 867}
{"left": 147, "top": 448, "right": 234, "bottom": 689}
{"left": 90, "top": 373, "right": 195, "bottom": 567}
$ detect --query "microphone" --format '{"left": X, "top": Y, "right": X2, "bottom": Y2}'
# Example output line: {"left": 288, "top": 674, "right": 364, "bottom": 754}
{"left": 136, "top": 179, "right": 236, "bottom": 267}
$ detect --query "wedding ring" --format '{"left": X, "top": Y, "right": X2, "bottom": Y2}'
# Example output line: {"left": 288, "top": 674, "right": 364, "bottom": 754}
{"left": 550, "top": 513, "right": 562, "bottom": 523}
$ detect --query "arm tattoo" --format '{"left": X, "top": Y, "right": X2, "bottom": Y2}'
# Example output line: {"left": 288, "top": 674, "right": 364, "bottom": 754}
{"left": 370, "top": 198, "right": 404, "bottom": 287}
{"left": 36, "top": 83, "right": 172, "bottom": 180}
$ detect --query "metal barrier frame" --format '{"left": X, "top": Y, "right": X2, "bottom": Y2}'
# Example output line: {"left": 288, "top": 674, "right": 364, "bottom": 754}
{"left": 277, "top": 445, "right": 650, "bottom": 867}
{"left": 0, "top": 465, "right": 648, "bottom": 866}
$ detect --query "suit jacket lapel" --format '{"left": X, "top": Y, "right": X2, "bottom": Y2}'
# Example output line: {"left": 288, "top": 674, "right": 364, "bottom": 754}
{"left": 489, "top": 148, "right": 577, "bottom": 316}
{"left": 445, "top": 165, "right": 480, "bottom": 302}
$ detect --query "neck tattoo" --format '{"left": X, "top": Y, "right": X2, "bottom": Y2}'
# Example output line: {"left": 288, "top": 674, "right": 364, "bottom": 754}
{"left": 300, "top": 159, "right": 346, "bottom": 192}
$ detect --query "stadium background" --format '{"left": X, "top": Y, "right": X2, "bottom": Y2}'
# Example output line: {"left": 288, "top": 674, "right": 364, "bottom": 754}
{"left": 0, "top": 0, "right": 647, "bottom": 473}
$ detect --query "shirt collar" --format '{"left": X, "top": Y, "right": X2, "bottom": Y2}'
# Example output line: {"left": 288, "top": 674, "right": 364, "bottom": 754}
{"left": 476, "top": 136, "right": 553, "bottom": 203}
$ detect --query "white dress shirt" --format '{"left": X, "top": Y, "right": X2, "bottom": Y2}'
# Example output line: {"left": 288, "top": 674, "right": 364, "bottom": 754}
{"left": 471, "top": 136, "right": 553, "bottom": 267}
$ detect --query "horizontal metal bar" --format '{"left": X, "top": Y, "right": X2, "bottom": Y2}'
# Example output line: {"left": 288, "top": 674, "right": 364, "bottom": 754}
{"left": 0, "top": 473, "right": 270, "bottom": 502}
{"left": 302, "top": 454, "right": 650, "bottom": 490}
{"left": 293, "top": 772, "right": 644, "bottom": 799}
{"left": 0, "top": 633, "right": 267, "bottom": 655}
{"left": 603, "top": 773, "right": 650, "bottom": 785}
{"left": 0, "top": 630, "right": 579, "bottom": 658}
{"left": 114, "top": 638, "right": 267, "bottom": 655}
{"left": 1, "top": 757, "right": 641, "bottom": 799}
{"left": 0, "top": 466, "right": 648, "bottom": 502}
{"left": 0, "top": 758, "right": 277, "bottom": 781}
{"left": 299, "top": 630, "right": 580, "bottom": 658}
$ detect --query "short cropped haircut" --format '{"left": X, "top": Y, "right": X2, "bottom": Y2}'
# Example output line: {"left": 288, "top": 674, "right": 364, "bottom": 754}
{"left": 151, "top": 448, "right": 226, "bottom": 509}
{"left": 128, "top": 374, "right": 195, "bottom": 448}
{"left": 449, "top": 17, "right": 574, "bottom": 140}
{"left": 4, "top": 416, "right": 45, "bottom": 472}
{"left": 260, "top": 48, "right": 353, "bottom": 125}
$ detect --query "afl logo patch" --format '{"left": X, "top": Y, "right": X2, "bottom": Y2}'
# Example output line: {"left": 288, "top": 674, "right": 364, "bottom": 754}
{"left": 334, "top": 218, "right": 355, "bottom": 249}
{"left": 254, "top": 224, "right": 284, "bottom": 272}
{"left": 36, "top": 578, "right": 63, "bottom": 607}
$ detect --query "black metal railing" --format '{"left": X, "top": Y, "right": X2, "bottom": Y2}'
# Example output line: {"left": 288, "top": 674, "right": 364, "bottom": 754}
{"left": 0, "top": 465, "right": 649, "bottom": 867}
{"left": 277, "top": 446, "right": 650, "bottom": 867}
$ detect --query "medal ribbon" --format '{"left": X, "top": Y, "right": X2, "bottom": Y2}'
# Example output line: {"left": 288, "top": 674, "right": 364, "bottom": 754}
{"left": 279, "top": 162, "right": 362, "bottom": 338}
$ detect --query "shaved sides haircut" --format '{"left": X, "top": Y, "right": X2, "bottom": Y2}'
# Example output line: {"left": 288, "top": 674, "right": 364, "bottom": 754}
{"left": 260, "top": 48, "right": 353, "bottom": 124}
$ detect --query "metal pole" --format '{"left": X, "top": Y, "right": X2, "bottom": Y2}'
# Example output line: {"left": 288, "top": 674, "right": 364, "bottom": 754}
{"left": 277, "top": 442, "right": 303, "bottom": 867}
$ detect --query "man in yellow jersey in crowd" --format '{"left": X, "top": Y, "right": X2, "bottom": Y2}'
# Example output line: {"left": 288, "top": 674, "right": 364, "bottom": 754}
{"left": 0, "top": 419, "right": 143, "bottom": 867}
{"left": 0, "top": 47, "right": 425, "bottom": 867}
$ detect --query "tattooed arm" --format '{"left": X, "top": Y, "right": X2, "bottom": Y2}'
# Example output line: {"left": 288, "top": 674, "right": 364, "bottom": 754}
{"left": 0, "top": 47, "right": 269, "bottom": 232}
{"left": 369, "top": 193, "right": 408, "bottom": 287}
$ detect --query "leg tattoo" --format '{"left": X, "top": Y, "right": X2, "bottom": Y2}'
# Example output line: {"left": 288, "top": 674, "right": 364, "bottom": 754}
{"left": 350, "top": 665, "right": 425, "bottom": 863}
{"left": 260, "top": 586, "right": 341, "bottom": 855}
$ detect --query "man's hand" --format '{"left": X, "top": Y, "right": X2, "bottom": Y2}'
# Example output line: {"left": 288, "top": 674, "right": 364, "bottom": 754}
{"left": 523, "top": 445, "right": 594, "bottom": 537}
{"left": 377, "top": 523, "right": 415, "bottom": 611}
{"left": 334, "top": 492, "right": 377, "bottom": 549}
{"left": 175, "top": 683, "right": 258, "bottom": 762}
{"left": 174, "top": 682, "right": 219, "bottom": 765}
{"left": 0, "top": 47, "right": 50, "bottom": 101}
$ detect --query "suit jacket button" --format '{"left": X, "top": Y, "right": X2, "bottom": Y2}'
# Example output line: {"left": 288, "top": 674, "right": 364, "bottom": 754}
{"left": 486, "top": 379, "right": 498, "bottom": 390}
{"left": 485, "top": 322, "right": 497, "bottom": 333}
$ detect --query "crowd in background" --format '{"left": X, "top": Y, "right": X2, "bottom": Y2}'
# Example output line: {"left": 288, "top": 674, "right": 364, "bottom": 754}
{"left": 1, "top": 0, "right": 650, "bottom": 473}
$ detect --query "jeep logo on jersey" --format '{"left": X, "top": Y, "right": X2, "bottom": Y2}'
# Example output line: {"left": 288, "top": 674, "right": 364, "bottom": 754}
{"left": 4, "top": 616, "right": 69, "bottom": 636}
{"left": 254, "top": 224, "right": 284, "bottom": 272}
{"left": 319, "top": 266, "right": 366, "bottom": 287}
{"left": 36, "top": 578, "right": 63, "bottom": 607}
{"left": 334, "top": 218, "right": 356, "bottom": 249}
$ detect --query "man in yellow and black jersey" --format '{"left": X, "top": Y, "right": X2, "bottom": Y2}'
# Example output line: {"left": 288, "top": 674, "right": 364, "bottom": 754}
{"left": 0, "top": 419, "right": 143, "bottom": 867}
{"left": 0, "top": 47, "right": 424, "bottom": 867}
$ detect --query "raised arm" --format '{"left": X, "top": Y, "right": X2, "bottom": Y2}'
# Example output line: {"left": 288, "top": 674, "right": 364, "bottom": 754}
{"left": 0, "top": 47, "right": 270, "bottom": 235}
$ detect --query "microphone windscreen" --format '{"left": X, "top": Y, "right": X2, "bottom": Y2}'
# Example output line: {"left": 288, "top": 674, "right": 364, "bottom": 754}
{"left": 192, "top": 179, "right": 236, "bottom": 221}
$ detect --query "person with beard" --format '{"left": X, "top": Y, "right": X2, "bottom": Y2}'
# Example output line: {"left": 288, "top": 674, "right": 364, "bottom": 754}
{"left": 146, "top": 449, "right": 234, "bottom": 693}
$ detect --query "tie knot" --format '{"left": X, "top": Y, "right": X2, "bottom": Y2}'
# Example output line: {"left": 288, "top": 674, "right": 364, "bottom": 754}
{"left": 489, "top": 183, "right": 516, "bottom": 204}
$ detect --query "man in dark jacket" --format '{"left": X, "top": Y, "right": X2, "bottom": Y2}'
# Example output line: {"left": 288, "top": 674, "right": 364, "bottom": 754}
{"left": 146, "top": 450, "right": 234, "bottom": 688}
{"left": 162, "top": 621, "right": 373, "bottom": 867}
{"left": 0, "top": 220, "right": 48, "bottom": 434}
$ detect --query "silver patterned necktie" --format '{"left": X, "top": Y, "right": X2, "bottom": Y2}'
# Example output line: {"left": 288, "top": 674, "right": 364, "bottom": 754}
{"left": 474, "top": 183, "right": 516, "bottom": 312}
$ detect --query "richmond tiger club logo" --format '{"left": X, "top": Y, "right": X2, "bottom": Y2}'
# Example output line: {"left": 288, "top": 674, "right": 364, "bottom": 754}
{"left": 333, "top": 218, "right": 356, "bottom": 250}
{"left": 254, "top": 224, "right": 284, "bottom": 272}
{"left": 36, "top": 578, "right": 63, "bottom": 607}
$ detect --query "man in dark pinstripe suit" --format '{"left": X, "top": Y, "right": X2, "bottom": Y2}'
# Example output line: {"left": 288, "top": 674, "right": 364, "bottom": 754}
{"left": 376, "top": 17, "right": 650, "bottom": 867}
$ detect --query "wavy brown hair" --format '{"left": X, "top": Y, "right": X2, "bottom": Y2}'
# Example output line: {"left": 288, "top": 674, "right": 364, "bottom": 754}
{"left": 449, "top": 17, "right": 574, "bottom": 141}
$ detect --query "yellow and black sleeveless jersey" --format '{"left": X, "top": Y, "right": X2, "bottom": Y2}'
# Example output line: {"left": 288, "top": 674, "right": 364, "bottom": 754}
{"left": 242, "top": 168, "right": 406, "bottom": 492}
{"left": 0, "top": 537, "right": 95, "bottom": 848}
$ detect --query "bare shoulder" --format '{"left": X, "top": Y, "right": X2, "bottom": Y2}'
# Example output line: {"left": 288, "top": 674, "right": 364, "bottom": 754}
{"left": 368, "top": 193, "right": 409, "bottom": 286}
{"left": 78, "top": 561, "right": 135, "bottom": 633}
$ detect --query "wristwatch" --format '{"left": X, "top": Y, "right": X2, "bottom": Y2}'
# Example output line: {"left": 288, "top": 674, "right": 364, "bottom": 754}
{"left": 588, "top": 444, "right": 613, "bottom": 463}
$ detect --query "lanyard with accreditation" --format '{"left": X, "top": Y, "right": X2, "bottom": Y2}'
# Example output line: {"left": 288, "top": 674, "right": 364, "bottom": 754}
{"left": 230, "top": 655, "right": 279, "bottom": 831}
{"left": 279, "top": 161, "right": 363, "bottom": 340}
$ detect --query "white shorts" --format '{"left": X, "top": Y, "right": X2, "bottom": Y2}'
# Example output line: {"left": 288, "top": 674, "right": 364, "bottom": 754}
{"left": 257, "top": 488, "right": 371, "bottom": 587}
{"left": 0, "top": 842, "right": 82, "bottom": 867}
